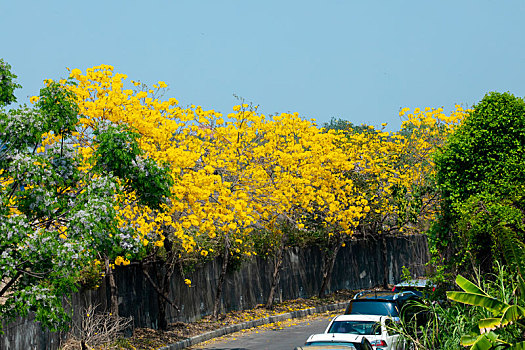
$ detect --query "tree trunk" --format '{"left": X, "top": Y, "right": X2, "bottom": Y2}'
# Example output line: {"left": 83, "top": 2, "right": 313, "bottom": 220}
{"left": 318, "top": 243, "right": 341, "bottom": 298}
{"left": 153, "top": 262, "right": 168, "bottom": 330}
{"left": 141, "top": 261, "right": 181, "bottom": 330}
{"left": 265, "top": 245, "right": 284, "bottom": 308}
{"left": 212, "top": 239, "right": 229, "bottom": 319}
{"left": 0, "top": 271, "right": 20, "bottom": 298}
{"left": 381, "top": 234, "right": 389, "bottom": 289}
{"left": 141, "top": 237, "right": 179, "bottom": 330}
{"left": 105, "top": 257, "right": 119, "bottom": 315}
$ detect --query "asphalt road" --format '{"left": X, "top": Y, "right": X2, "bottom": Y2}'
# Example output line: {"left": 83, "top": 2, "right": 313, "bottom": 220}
{"left": 190, "top": 313, "right": 335, "bottom": 350}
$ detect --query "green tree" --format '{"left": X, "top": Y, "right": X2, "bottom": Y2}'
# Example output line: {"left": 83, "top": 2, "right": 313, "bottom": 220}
{"left": 436, "top": 92, "right": 525, "bottom": 202}
{"left": 0, "top": 59, "right": 21, "bottom": 107}
{"left": 0, "top": 61, "right": 172, "bottom": 331}
{"left": 432, "top": 92, "right": 525, "bottom": 275}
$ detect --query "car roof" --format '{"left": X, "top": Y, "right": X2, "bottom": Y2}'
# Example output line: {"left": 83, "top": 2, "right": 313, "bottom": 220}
{"left": 301, "top": 344, "right": 360, "bottom": 349}
{"left": 307, "top": 333, "right": 365, "bottom": 343}
{"left": 353, "top": 290, "right": 397, "bottom": 299}
{"left": 353, "top": 290, "right": 418, "bottom": 301}
{"left": 300, "top": 344, "right": 360, "bottom": 349}
{"left": 332, "top": 314, "right": 387, "bottom": 322}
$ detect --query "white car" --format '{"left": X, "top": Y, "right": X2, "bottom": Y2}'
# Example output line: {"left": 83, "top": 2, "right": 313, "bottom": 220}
{"left": 322, "top": 314, "right": 406, "bottom": 350}
{"left": 299, "top": 333, "right": 374, "bottom": 349}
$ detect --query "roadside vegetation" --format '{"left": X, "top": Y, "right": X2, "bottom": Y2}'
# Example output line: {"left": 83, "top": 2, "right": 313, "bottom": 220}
{"left": 1, "top": 58, "right": 524, "bottom": 349}
{"left": 397, "top": 92, "right": 525, "bottom": 349}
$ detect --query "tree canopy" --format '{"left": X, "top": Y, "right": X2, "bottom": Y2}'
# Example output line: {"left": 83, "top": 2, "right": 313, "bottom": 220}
{"left": 0, "top": 66, "right": 172, "bottom": 331}
{"left": 433, "top": 92, "right": 525, "bottom": 274}
{"left": 0, "top": 60, "right": 474, "bottom": 328}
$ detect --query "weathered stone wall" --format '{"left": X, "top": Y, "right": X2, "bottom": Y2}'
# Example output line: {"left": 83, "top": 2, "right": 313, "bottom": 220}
{"left": 0, "top": 234, "right": 429, "bottom": 350}
{"left": 0, "top": 315, "right": 62, "bottom": 350}
{"left": 164, "top": 234, "right": 428, "bottom": 324}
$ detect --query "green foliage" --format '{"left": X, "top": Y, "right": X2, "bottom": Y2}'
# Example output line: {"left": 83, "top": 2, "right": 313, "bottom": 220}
{"left": 455, "top": 192, "right": 524, "bottom": 272}
{"left": 391, "top": 183, "right": 432, "bottom": 229}
{"left": 447, "top": 275, "right": 507, "bottom": 314}
{"left": 401, "top": 265, "right": 412, "bottom": 282}
{"left": 396, "top": 293, "right": 485, "bottom": 349}
{"left": 321, "top": 117, "right": 370, "bottom": 134}
{"left": 442, "top": 206, "right": 525, "bottom": 349}
{"left": 432, "top": 92, "right": 525, "bottom": 274}
{"left": 0, "top": 107, "right": 48, "bottom": 155}
{"left": 251, "top": 221, "right": 312, "bottom": 257}
{"left": 251, "top": 227, "right": 280, "bottom": 257}
{"left": 0, "top": 77, "right": 95, "bottom": 330}
{"left": 92, "top": 123, "right": 173, "bottom": 209}
{"left": 447, "top": 268, "right": 525, "bottom": 349}
{"left": 430, "top": 93, "right": 525, "bottom": 347}
{"left": 321, "top": 117, "right": 354, "bottom": 132}
{"left": 35, "top": 82, "right": 79, "bottom": 137}
{"left": 436, "top": 92, "right": 525, "bottom": 203}
{"left": 0, "top": 59, "right": 173, "bottom": 332}
{"left": 77, "top": 261, "right": 104, "bottom": 290}
{"left": 0, "top": 59, "right": 21, "bottom": 107}
{"left": 93, "top": 124, "right": 142, "bottom": 179}
{"left": 397, "top": 264, "right": 524, "bottom": 349}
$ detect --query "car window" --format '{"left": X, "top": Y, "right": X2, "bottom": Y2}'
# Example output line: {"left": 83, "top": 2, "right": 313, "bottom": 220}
{"left": 371, "top": 322, "right": 382, "bottom": 335}
{"left": 327, "top": 321, "right": 381, "bottom": 335}
{"left": 347, "top": 301, "right": 399, "bottom": 316}
{"left": 393, "top": 286, "right": 424, "bottom": 297}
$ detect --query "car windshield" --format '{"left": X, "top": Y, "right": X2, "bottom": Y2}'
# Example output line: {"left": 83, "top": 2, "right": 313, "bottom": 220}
{"left": 328, "top": 321, "right": 380, "bottom": 335}
{"left": 348, "top": 301, "right": 399, "bottom": 316}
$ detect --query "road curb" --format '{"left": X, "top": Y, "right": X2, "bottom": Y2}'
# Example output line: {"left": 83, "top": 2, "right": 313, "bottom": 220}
{"left": 157, "top": 302, "right": 348, "bottom": 350}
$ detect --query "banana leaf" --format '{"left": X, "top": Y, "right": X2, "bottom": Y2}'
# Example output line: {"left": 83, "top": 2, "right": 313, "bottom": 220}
{"left": 478, "top": 305, "right": 525, "bottom": 336}
{"left": 478, "top": 317, "right": 502, "bottom": 333}
{"left": 498, "top": 305, "right": 525, "bottom": 327}
{"left": 518, "top": 275, "right": 525, "bottom": 302}
{"left": 461, "top": 334, "right": 481, "bottom": 346}
{"left": 447, "top": 291, "right": 507, "bottom": 314}
{"left": 462, "top": 333, "right": 494, "bottom": 350}
{"left": 456, "top": 275, "right": 490, "bottom": 296}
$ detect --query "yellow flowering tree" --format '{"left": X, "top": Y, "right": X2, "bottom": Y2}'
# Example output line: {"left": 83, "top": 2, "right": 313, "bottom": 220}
{"left": 57, "top": 66, "right": 182, "bottom": 318}
{"left": 60, "top": 64, "right": 468, "bottom": 320}
{"left": 330, "top": 106, "right": 466, "bottom": 286}
{"left": 64, "top": 67, "right": 262, "bottom": 321}
{"left": 257, "top": 115, "right": 368, "bottom": 300}
{"left": 331, "top": 107, "right": 465, "bottom": 236}
{"left": 207, "top": 108, "right": 370, "bottom": 305}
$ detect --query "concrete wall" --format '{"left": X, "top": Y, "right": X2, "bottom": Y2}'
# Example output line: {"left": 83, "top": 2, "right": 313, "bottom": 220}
{"left": 0, "top": 234, "right": 429, "bottom": 350}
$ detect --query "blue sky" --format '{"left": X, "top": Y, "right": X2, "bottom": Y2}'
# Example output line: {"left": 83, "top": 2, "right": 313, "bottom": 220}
{"left": 1, "top": 0, "right": 524, "bottom": 130}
